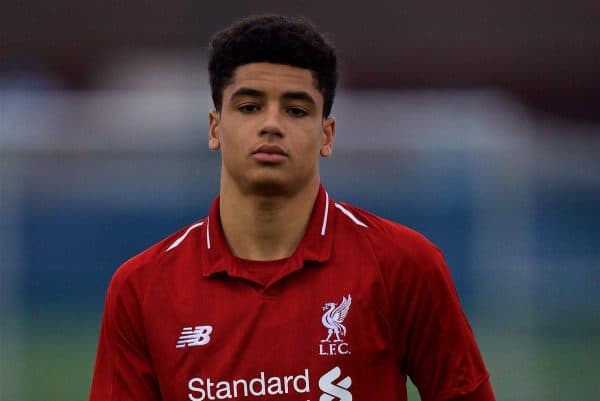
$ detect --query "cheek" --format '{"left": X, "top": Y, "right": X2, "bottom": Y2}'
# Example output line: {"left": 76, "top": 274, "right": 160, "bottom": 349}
{"left": 306, "top": 126, "right": 325, "bottom": 150}
{"left": 218, "top": 121, "right": 240, "bottom": 151}
{"left": 294, "top": 129, "right": 324, "bottom": 162}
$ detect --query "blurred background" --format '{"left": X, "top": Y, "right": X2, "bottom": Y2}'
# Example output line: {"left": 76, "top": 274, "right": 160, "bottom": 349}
{"left": 1, "top": 2, "right": 599, "bottom": 400}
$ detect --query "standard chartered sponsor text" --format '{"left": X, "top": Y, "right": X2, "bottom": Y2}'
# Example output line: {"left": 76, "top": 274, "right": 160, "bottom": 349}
{"left": 188, "top": 369, "right": 310, "bottom": 400}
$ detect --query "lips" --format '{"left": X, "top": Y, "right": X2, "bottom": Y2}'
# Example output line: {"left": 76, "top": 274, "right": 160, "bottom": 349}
{"left": 252, "top": 144, "right": 288, "bottom": 163}
{"left": 253, "top": 144, "right": 288, "bottom": 156}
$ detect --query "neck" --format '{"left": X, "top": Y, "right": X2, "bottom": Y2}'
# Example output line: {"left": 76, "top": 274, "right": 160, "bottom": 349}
{"left": 219, "top": 178, "right": 320, "bottom": 261}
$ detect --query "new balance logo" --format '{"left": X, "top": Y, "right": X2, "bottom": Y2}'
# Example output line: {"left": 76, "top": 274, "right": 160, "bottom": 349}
{"left": 176, "top": 326, "right": 213, "bottom": 348}
{"left": 319, "top": 366, "right": 352, "bottom": 401}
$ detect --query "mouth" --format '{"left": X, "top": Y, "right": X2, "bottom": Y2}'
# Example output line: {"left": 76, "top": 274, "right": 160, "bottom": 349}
{"left": 251, "top": 144, "right": 288, "bottom": 163}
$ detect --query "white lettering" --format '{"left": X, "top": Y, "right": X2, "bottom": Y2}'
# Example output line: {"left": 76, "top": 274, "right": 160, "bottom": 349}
{"left": 206, "top": 378, "right": 216, "bottom": 400}
{"left": 329, "top": 343, "right": 337, "bottom": 355}
{"left": 294, "top": 369, "right": 310, "bottom": 393}
{"left": 215, "top": 381, "right": 231, "bottom": 399}
{"left": 232, "top": 379, "right": 247, "bottom": 397}
{"left": 267, "top": 377, "right": 283, "bottom": 394}
{"left": 284, "top": 375, "right": 294, "bottom": 393}
{"left": 249, "top": 372, "right": 266, "bottom": 396}
{"left": 338, "top": 342, "right": 350, "bottom": 355}
{"left": 188, "top": 378, "right": 205, "bottom": 401}
{"left": 187, "top": 369, "right": 310, "bottom": 399}
{"left": 319, "top": 341, "right": 351, "bottom": 356}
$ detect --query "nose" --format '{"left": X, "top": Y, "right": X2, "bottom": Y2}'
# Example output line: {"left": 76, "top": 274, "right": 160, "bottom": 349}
{"left": 259, "top": 105, "right": 283, "bottom": 137}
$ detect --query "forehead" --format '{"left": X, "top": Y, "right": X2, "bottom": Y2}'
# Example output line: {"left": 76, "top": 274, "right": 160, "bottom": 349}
{"left": 225, "top": 63, "right": 320, "bottom": 98}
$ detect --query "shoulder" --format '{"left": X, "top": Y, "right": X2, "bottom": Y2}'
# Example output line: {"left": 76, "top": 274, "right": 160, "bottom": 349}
{"left": 332, "top": 200, "right": 445, "bottom": 273}
{"left": 106, "top": 220, "right": 206, "bottom": 300}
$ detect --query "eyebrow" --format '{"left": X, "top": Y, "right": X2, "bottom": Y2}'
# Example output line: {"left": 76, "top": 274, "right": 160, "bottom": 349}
{"left": 230, "top": 87, "right": 316, "bottom": 106}
{"left": 281, "top": 91, "right": 316, "bottom": 106}
{"left": 231, "top": 87, "right": 264, "bottom": 100}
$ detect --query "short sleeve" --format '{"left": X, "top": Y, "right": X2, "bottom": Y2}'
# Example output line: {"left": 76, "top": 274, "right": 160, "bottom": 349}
{"left": 401, "top": 248, "right": 492, "bottom": 401}
{"left": 89, "top": 267, "right": 161, "bottom": 401}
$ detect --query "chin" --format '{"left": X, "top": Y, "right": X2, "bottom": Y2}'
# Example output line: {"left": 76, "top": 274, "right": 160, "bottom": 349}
{"left": 247, "top": 179, "right": 293, "bottom": 197}
{"left": 244, "top": 172, "right": 315, "bottom": 197}
{"left": 228, "top": 168, "right": 315, "bottom": 197}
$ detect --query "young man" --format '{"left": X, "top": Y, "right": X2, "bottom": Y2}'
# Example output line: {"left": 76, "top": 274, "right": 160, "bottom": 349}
{"left": 90, "top": 15, "right": 496, "bottom": 401}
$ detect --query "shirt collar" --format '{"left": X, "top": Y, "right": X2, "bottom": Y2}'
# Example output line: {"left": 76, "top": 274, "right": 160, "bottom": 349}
{"left": 200, "top": 184, "right": 335, "bottom": 277}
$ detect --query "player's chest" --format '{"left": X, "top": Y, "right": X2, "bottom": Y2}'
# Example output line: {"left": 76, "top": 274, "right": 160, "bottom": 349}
{"left": 143, "top": 260, "right": 403, "bottom": 400}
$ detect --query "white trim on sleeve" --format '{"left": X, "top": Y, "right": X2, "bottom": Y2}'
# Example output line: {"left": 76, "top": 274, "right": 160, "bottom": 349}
{"left": 334, "top": 203, "right": 368, "bottom": 228}
{"left": 166, "top": 222, "right": 205, "bottom": 252}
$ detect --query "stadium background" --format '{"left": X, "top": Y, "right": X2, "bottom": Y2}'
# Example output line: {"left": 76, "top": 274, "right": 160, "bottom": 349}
{"left": 1, "top": 2, "right": 599, "bottom": 400}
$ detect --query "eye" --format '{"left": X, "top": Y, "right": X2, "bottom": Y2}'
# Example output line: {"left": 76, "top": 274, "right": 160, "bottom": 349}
{"left": 287, "top": 107, "right": 308, "bottom": 118}
{"left": 238, "top": 104, "right": 259, "bottom": 113}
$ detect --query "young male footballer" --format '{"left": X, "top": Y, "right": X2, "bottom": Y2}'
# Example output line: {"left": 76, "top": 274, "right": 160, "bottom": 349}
{"left": 90, "top": 14, "right": 496, "bottom": 401}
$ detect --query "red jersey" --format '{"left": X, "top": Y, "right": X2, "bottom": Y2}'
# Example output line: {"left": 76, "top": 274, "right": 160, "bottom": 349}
{"left": 90, "top": 186, "right": 494, "bottom": 401}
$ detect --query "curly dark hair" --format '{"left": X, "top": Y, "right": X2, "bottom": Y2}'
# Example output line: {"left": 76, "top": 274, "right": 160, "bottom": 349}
{"left": 208, "top": 14, "right": 338, "bottom": 117}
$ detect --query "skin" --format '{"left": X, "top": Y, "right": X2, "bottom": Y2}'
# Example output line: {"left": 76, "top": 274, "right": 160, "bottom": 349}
{"left": 208, "top": 62, "right": 336, "bottom": 260}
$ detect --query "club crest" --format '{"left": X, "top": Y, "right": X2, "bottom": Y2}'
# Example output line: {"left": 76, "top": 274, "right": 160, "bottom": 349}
{"left": 319, "top": 294, "right": 352, "bottom": 356}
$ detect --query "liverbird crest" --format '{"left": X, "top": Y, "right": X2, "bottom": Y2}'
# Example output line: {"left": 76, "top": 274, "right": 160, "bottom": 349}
{"left": 320, "top": 294, "right": 352, "bottom": 343}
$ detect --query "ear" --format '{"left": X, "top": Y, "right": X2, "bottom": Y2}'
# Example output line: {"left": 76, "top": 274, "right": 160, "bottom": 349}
{"left": 320, "top": 116, "right": 336, "bottom": 157}
{"left": 208, "top": 109, "right": 220, "bottom": 151}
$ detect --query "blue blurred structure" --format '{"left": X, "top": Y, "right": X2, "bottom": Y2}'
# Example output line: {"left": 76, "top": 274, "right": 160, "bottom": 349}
{"left": 1, "top": 88, "right": 599, "bottom": 401}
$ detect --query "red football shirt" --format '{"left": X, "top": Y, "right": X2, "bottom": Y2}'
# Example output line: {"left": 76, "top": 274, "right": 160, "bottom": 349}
{"left": 90, "top": 185, "right": 494, "bottom": 401}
